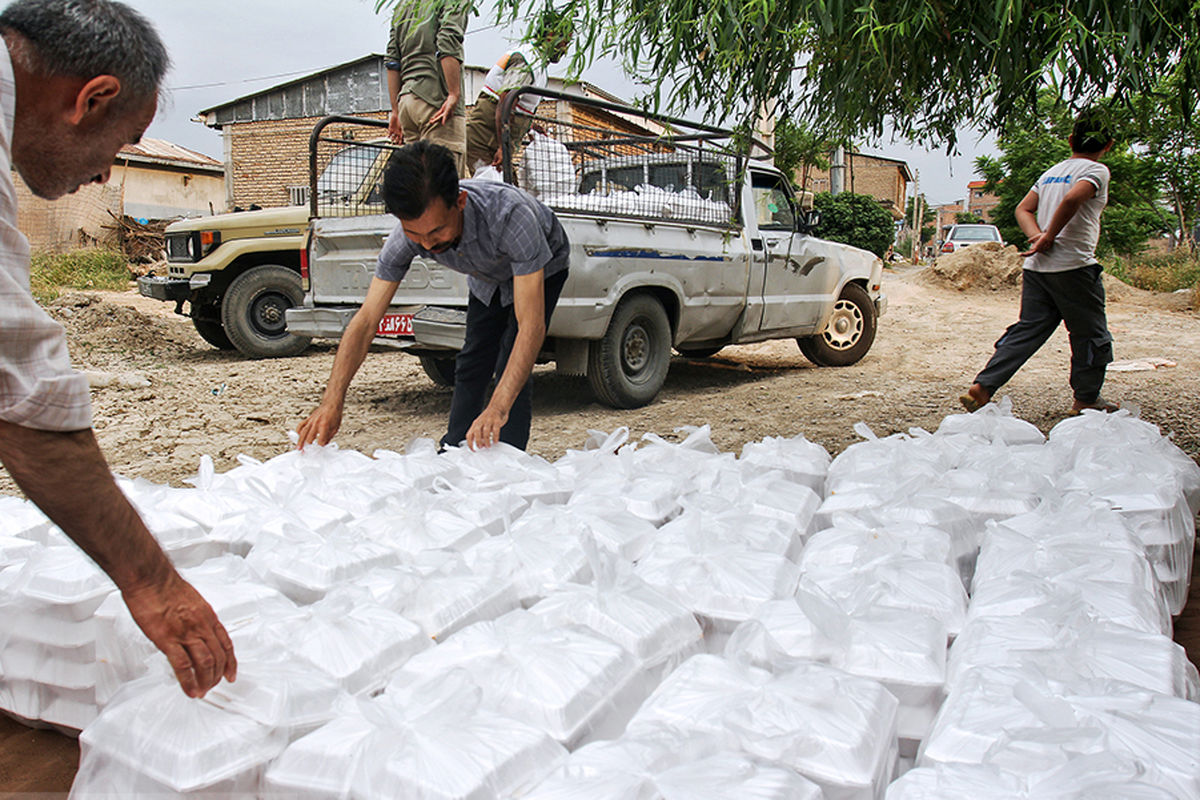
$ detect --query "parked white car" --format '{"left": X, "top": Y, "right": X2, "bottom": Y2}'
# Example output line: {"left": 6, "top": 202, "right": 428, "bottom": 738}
{"left": 940, "top": 223, "right": 1003, "bottom": 254}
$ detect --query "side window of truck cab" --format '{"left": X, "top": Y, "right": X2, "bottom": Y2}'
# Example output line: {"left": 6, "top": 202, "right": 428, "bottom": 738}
{"left": 750, "top": 172, "right": 797, "bottom": 231}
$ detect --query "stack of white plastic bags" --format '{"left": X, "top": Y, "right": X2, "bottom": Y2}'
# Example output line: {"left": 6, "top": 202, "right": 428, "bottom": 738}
{"left": 0, "top": 403, "right": 1195, "bottom": 799}
{"left": 893, "top": 412, "right": 1200, "bottom": 799}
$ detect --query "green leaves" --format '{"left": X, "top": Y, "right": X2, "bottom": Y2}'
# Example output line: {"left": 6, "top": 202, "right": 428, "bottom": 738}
{"left": 374, "top": 0, "right": 1200, "bottom": 149}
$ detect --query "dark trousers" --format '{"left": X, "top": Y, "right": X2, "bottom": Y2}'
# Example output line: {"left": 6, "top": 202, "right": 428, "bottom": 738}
{"left": 974, "top": 264, "right": 1113, "bottom": 403}
{"left": 441, "top": 269, "right": 568, "bottom": 451}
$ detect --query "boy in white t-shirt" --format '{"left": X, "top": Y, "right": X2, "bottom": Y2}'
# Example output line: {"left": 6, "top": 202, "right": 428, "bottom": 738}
{"left": 961, "top": 110, "right": 1118, "bottom": 415}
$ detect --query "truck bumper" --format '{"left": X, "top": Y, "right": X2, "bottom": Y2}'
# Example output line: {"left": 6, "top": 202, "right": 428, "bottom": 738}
{"left": 875, "top": 293, "right": 888, "bottom": 318}
{"left": 285, "top": 306, "right": 358, "bottom": 338}
{"left": 137, "top": 275, "right": 190, "bottom": 302}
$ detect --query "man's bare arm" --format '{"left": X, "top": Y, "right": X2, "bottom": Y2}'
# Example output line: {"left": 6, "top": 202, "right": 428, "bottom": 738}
{"left": 387, "top": 69, "right": 404, "bottom": 144}
{"left": 465, "top": 270, "right": 545, "bottom": 449}
{"left": 430, "top": 55, "right": 462, "bottom": 127}
{"left": 1020, "top": 180, "right": 1097, "bottom": 256}
{"left": 296, "top": 276, "right": 400, "bottom": 448}
{"left": 0, "top": 421, "right": 235, "bottom": 697}
{"left": 1014, "top": 189, "right": 1041, "bottom": 242}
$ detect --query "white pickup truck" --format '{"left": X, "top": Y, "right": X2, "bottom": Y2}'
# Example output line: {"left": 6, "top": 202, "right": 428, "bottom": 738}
{"left": 286, "top": 94, "right": 886, "bottom": 408}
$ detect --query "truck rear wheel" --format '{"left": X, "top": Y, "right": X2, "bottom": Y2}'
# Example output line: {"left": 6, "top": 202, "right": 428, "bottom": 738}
{"left": 418, "top": 355, "right": 456, "bottom": 387}
{"left": 221, "top": 265, "right": 311, "bottom": 359}
{"left": 797, "top": 282, "right": 877, "bottom": 367}
{"left": 587, "top": 293, "right": 671, "bottom": 409}
{"left": 191, "top": 318, "right": 234, "bottom": 350}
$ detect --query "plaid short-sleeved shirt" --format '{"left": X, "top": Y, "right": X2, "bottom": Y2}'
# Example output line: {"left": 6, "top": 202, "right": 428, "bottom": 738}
{"left": 0, "top": 42, "right": 92, "bottom": 432}
{"left": 376, "top": 179, "right": 570, "bottom": 306}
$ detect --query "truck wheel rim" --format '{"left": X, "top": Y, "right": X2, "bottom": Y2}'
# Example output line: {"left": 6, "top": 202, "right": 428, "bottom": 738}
{"left": 250, "top": 291, "right": 289, "bottom": 338}
{"left": 823, "top": 299, "right": 863, "bottom": 351}
{"left": 622, "top": 323, "right": 650, "bottom": 374}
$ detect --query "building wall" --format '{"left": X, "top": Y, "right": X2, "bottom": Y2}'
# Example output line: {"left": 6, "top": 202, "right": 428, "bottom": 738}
{"left": 801, "top": 153, "right": 910, "bottom": 219}
{"left": 226, "top": 112, "right": 389, "bottom": 210}
{"left": 110, "top": 162, "right": 225, "bottom": 220}
{"left": 966, "top": 182, "right": 1000, "bottom": 221}
{"left": 13, "top": 174, "right": 122, "bottom": 252}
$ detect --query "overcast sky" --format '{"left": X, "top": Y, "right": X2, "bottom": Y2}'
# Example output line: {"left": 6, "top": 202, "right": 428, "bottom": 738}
{"left": 123, "top": 0, "right": 994, "bottom": 207}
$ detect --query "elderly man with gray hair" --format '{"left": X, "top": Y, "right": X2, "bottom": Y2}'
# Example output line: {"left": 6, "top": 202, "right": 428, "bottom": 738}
{"left": 0, "top": 0, "right": 236, "bottom": 698}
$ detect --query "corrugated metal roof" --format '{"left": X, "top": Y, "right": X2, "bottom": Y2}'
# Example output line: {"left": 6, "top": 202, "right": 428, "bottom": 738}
{"left": 118, "top": 138, "right": 223, "bottom": 170}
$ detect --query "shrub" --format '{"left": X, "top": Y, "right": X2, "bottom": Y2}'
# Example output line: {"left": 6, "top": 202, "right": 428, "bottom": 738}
{"left": 813, "top": 192, "right": 895, "bottom": 257}
{"left": 30, "top": 248, "right": 132, "bottom": 303}
{"left": 1105, "top": 249, "right": 1200, "bottom": 293}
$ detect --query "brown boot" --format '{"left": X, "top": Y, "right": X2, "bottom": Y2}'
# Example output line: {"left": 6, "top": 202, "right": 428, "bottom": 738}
{"left": 1070, "top": 396, "right": 1119, "bottom": 415}
{"left": 959, "top": 383, "right": 992, "bottom": 413}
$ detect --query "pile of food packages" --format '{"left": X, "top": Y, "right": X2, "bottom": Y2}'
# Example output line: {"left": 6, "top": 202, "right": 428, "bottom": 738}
{"left": 1, "top": 401, "right": 1197, "bottom": 799}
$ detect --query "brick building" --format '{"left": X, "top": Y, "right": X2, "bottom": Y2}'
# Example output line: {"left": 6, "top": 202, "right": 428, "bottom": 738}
{"left": 965, "top": 179, "right": 1000, "bottom": 221}
{"left": 801, "top": 152, "right": 913, "bottom": 220}
{"left": 197, "top": 54, "right": 635, "bottom": 211}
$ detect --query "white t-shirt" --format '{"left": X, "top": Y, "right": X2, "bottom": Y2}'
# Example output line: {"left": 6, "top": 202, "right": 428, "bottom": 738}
{"left": 1023, "top": 156, "right": 1109, "bottom": 273}
{"left": 479, "top": 48, "right": 545, "bottom": 114}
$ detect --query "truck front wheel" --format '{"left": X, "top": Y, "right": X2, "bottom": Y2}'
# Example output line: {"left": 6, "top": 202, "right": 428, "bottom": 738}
{"left": 796, "top": 283, "right": 877, "bottom": 367}
{"left": 587, "top": 293, "right": 671, "bottom": 409}
{"left": 221, "top": 265, "right": 311, "bottom": 359}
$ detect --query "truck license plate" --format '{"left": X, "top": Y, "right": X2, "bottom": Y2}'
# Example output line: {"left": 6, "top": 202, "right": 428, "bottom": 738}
{"left": 377, "top": 313, "right": 413, "bottom": 336}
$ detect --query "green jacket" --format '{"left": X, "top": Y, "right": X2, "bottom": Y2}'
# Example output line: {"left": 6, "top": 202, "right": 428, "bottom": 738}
{"left": 385, "top": 0, "right": 468, "bottom": 115}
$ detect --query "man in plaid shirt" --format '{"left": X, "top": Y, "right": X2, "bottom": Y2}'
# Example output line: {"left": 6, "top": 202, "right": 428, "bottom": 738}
{"left": 298, "top": 140, "right": 570, "bottom": 452}
{"left": 0, "top": 0, "right": 234, "bottom": 698}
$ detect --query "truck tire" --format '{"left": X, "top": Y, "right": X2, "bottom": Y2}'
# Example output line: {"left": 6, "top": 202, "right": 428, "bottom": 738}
{"left": 797, "top": 282, "right": 877, "bottom": 367}
{"left": 419, "top": 355, "right": 456, "bottom": 387}
{"left": 587, "top": 293, "right": 671, "bottom": 409}
{"left": 221, "top": 265, "right": 311, "bottom": 359}
{"left": 191, "top": 318, "right": 235, "bottom": 350}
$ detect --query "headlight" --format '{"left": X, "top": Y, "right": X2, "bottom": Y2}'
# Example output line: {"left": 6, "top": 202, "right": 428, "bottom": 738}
{"left": 173, "top": 230, "right": 221, "bottom": 262}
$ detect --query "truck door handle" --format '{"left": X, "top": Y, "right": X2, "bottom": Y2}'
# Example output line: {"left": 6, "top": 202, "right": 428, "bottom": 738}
{"left": 765, "top": 237, "right": 784, "bottom": 248}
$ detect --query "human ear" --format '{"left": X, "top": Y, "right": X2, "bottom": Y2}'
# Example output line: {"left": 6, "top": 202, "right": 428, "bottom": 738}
{"left": 456, "top": 189, "right": 468, "bottom": 210}
{"left": 68, "top": 75, "right": 121, "bottom": 125}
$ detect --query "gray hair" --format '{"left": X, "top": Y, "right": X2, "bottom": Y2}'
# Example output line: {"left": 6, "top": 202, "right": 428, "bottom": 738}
{"left": 0, "top": 0, "right": 167, "bottom": 103}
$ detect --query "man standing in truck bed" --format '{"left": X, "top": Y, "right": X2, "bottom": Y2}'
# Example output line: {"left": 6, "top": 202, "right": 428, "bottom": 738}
{"left": 386, "top": 0, "right": 469, "bottom": 176}
{"left": 464, "top": 8, "right": 571, "bottom": 175}
{"left": 296, "top": 140, "right": 569, "bottom": 452}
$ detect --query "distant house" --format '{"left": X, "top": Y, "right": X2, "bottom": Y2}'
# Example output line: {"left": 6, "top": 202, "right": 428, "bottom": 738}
{"left": 801, "top": 152, "right": 913, "bottom": 220}
{"left": 966, "top": 179, "right": 1000, "bottom": 222}
{"left": 196, "top": 53, "right": 644, "bottom": 211}
{"left": 14, "top": 138, "right": 224, "bottom": 252}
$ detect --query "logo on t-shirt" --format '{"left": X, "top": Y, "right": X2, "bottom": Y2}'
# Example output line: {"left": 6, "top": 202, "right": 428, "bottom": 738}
{"left": 1043, "top": 175, "right": 1073, "bottom": 185}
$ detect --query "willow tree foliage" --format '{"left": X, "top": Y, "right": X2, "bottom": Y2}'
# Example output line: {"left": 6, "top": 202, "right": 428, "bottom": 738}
{"left": 379, "top": 0, "right": 1200, "bottom": 148}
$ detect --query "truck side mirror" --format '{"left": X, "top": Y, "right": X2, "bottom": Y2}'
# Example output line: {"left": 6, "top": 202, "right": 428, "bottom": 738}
{"left": 798, "top": 209, "right": 821, "bottom": 233}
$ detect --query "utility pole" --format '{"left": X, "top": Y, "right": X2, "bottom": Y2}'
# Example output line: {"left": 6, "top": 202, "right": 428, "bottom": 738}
{"left": 830, "top": 145, "right": 845, "bottom": 195}
{"left": 910, "top": 170, "right": 921, "bottom": 263}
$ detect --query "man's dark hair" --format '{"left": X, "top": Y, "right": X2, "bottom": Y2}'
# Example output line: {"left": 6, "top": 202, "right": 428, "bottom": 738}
{"left": 382, "top": 140, "right": 460, "bottom": 220}
{"left": 1071, "top": 108, "right": 1114, "bottom": 155}
{"left": 0, "top": 0, "right": 167, "bottom": 105}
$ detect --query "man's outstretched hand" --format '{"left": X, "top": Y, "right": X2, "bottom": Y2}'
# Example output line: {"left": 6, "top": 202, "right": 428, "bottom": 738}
{"left": 296, "top": 401, "right": 343, "bottom": 449}
{"left": 122, "top": 571, "right": 237, "bottom": 698}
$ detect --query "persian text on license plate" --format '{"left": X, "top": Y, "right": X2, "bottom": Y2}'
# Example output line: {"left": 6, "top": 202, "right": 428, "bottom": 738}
{"left": 377, "top": 313, "right": 413, "bottom": 336}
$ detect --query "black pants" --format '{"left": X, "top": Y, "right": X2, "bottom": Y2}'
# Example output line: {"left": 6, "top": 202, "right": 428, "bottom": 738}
{"left": 441, "top": 268, "right": 568, "bottom": 451}
{"left": 974, "top": 264, "right": 1113, "bottom": 403}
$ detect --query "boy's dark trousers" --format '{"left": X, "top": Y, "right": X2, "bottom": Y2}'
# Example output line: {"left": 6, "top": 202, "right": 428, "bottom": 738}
{"left": 441, "top": 268, "right": 569, "bottom": 451}
{"left": 974, "top": 264, "right": 1113, "bottom": 403}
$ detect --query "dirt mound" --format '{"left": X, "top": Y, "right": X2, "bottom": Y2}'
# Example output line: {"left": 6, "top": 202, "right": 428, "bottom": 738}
{"left": 47, "top": 292, "right": 197, "bottom": 359}
{"left": 919, "top": 242, "right": 1023, "bottom": 291}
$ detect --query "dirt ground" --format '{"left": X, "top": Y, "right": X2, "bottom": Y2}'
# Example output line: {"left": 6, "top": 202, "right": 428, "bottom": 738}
{"left": 2, "top": 252, "right": 1196, "bottom": 497}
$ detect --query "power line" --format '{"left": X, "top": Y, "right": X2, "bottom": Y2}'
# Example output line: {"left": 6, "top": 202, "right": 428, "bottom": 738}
{"left": 167, "top": 22, "right": 510, "bottom": 93}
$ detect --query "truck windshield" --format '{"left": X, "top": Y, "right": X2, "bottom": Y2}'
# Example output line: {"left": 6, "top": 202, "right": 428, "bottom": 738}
{"left": 316, "top": 144, "right": 378, "bottom": 203}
